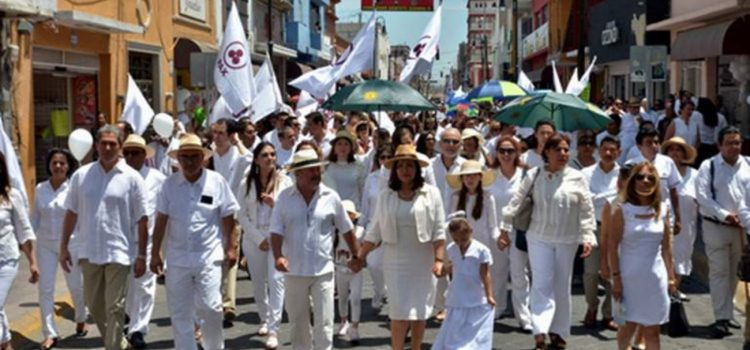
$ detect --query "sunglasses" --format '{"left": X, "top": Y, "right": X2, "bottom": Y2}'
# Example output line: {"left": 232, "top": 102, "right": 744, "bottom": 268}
{"left": 496, "top": 148, "right": 516, "bottom": 155}
{"left": 442, "top": 139, "right": 460, "bottom": 145}
{"left": 635, "top": 174, "right": 657, "bottom": 183}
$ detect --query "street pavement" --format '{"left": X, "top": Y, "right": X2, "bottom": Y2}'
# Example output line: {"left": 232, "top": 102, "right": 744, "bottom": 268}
{"left": 5, "top": 257, "right": 748, "bottom": 350}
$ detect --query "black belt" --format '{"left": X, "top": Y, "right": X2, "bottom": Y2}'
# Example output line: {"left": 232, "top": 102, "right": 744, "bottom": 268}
{"left": 702, "top": 216, "right": 732, "bottom": 227}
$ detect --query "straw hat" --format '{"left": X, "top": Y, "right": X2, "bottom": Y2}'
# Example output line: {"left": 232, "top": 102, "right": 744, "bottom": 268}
{"left": 627, "top": 96, "right": 641, "bottom": 107}
{"left": 168, "top": 133, "right": 212, "bottom": 159}
{"left": 329, "top": 130, "right": 357, "bottom": 147}
{"left": 341, "top": 200, "right": 361, "bottom": 219}
{"left": 446, "top": 160, "right": 496, "bottom": 189}
{"left": 661, "top": 136, "right": 697, "bottom": 164}
{"left": 285, "top": 148, "right": 328, "bottom": 172}
{"left": 461, "top": 128, "right": 485, "bottom": 145}
{"left": 384, "top": 144, "right": 429, "bottom": 169}
{"left": 122, "top": 134, "right": 155, "bottom": 158}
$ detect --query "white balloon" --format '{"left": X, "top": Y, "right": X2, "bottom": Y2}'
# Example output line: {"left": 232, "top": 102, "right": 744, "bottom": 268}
{"left": 152, "top": 113, "right": 174, "bottom": 138}
{"left": 746, "top": 95, "right": 750, "bottom": 106}
{"left": 68, "top": 128, "right": 93, "bottom": 161}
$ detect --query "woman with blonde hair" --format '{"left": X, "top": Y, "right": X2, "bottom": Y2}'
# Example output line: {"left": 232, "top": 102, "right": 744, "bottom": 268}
{"left": 610, "top": 162, "right": 677, "bottom": 350}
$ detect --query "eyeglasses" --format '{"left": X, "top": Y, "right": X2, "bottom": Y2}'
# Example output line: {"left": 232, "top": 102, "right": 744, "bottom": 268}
{"left": 123, "top": 150, "right": 145, "bottom": 157}
{"left": 635, "top": 174, "right": 657, "bottom": 183}
{"left": 379, "top": 155, "right": 391, "bottom": 160}
{"left": 496, "top": 148, "right": 516, "bottom": 155}
{"left": 442, "top": 139, "right": 460, "bottom": 145}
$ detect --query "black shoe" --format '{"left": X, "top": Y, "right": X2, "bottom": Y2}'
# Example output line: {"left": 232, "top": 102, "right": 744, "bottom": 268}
{"left": 129, "top": 332, "right": 147, "bottom": 349}
{"left": 223, "top": 319, "right": 234, "bottom": 328}
{"left": 727, "top": 319, "right": 742, "bottom": 329}
{"left": 710, "top": 320, "right": 730, "bottom": 338}
{"left": 743, "top": 341, "right": 750, "bottom": 350}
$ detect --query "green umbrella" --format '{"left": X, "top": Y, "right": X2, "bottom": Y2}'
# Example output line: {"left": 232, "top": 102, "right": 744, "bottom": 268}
{"left": 495, "top": 91, "right": 611, "bottom": 131}
{"left": 321, "top": 79, "right": 436, "bottom": 113}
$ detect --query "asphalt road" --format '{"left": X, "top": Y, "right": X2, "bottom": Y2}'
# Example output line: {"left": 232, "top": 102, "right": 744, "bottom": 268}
{"left": 5, "top": 257, "right": 747, "bottom": 350}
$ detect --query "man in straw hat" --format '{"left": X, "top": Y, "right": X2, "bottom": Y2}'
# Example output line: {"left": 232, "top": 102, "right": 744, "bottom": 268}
{"left": 150, "top": 133, "right": 239, "bottom": 350}
{"left": 695, "top": 126, "right": 749, "bottom": 338}
{"left": 59, "top": 124, "right": 149, "bottom": 350}
{"left": 121, "top": 135, "right": 166, "bottom": 349}
{"left": 270, "top": 148, "right": 361, "bottom": 350}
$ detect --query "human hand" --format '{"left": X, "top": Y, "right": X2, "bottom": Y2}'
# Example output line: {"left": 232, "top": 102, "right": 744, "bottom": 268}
{"left": 726, "top": 214, "right": 741, "bottom": 227}
{"left": 348, "top": 256, "right": 364, "bottom": 273}
{"left": 261, "top": 194, "right": 275, "bottom": 208}
{"left": 497, "top": 231, "right": 511, "bottom": 250}
{"left": 59, "top": 246, "right": 72, "bottom": 273}
{"left": 599, "top": 264, "right": 610, "bottom": 280}
{"left": 432, "top": 261, "right": 444, "bottom": 278}
{"left": 612, "top": 278, "right": 622, "bottom": 301}
{"left": 668, "top": 282, "right": 677, "bottom": 296}
{"left": 580, "top": 242, "right": 593, "bottom": 258}
{"left": 133, "top": 257, "right": 146, "bottom": 278}
{"left": 29, "top": 263, "right": 39, "bottom": 284}
{"left": 150, "top": 253, "right": 164, "bottom": 275}
{"left": 258, "top": 239, "right": 270, "bottom": 251}
{"left": 673, "top": 220, "right": 682, "bottom": 235}
{"left": 275, "top": 256, "right": 289, "bottom": 272}
{"left": 487, "top": 296, "right": 496, "bottom": 307}
{"left": 225, "top": 247, "right": 238, "bottom": 268}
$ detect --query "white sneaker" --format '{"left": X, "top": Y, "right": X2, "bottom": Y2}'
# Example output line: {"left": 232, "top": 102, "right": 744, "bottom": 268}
{"left": 348, "top": 327, "right": 360, "bottom": 343}
{"left": 265, "top": 332, "right": 278, "bottom": 349}
{"left": 336, "top": 321, "right": 350, "bottom": 336}
{"left": 258, "top": 323, "right": 269, "bottom": 336}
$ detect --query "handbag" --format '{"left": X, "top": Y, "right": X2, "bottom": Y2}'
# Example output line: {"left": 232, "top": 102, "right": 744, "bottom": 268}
{"left": 666, "top": 297, "right": 690, "bottom": 337}
{"left": 513, "top": 168, "right": 540, "bottom": 252}
{"left": 737, "top": 227, "right": 750, "bottom": 282}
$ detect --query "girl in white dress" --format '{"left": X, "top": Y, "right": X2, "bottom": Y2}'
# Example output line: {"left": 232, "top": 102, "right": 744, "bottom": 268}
{"left": 334, "top": 200, "right": 365, "bottom": 343}
{"left": 433, "top": 213, "right": 495, "bottom": 350}
{"left": 610, "top": 162, "right": 677, "bottom": 350}
{"left": 662, "top": 137, "right": 699, "bottom": 300}
{"left": 447, "top": 160, "right": 510, "bottom": 320}
{"left": 323, "top": 130, "right": 368, "bottom": 207}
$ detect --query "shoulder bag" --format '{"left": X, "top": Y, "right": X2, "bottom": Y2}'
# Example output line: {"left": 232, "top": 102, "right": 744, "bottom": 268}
{"left": 513, "top": 167, "right": 540, "bottom": 252}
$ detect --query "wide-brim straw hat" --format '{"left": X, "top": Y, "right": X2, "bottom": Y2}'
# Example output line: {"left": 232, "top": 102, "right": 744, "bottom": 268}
{"left": 285, "top": 148, "right": 328, "bottom": 172}
{"left": 446, "top": 160, "right": 496, "bottom": 189}
{"left": 329, "top": 130, "right": 357, "bottom": 147}
{"left": 461, "top": 127, "right": 485, "bottom": 145}
{"left": 627, "top": 96, "right": 641, "bottom": 107}
{"left": 168, "top": 133, "right": 212, "bottom": 160}
{"left": 341, "top": 200, "right": 361, "bottom": 219}
{"left": 122, "top": 134, "right": 155, "bottom": 158}
{"left": 384, "top": 144, "right": 429, "bottom": 169}
{"left": 661, "top": 136, "right": 697, "bottom": 164}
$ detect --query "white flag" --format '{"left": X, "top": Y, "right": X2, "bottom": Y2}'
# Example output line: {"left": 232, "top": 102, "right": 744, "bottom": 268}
{"left": 552, "top": 61, "right": 564, "bottom": 93}
{"left": 251, "top": 56, "right": 285, "bottom": 123}
{"left": 568, "top": 56, "right": 598, "bottom": 97}
{"left": 209, "top": 96, "right": 232, "bottom": 126}
{"left": 399, "top": 5, "right": 442, "bottom": 83}
{"left": 290, "top": 13, "right": 376, "bottom": 98}
{"left": 517, "top": 70, "right": 535, "bottom": 92}
{"left": 214, "top": 2, "right": 255, "bottom": 116}
{"left": 0, "top": 119, "right": 28, "bottom": 207}
{"left": 121, "top": 74, "right": 155, "bottom": 135}
{"left": 295, "top": 90, "right": 319, "bottom": 118}
{"left": 564, "top": 68, "right": 579, "bottom": 94}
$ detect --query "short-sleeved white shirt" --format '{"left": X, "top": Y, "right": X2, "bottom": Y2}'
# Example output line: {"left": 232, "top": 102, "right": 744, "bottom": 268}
{"left": 65, "top": 160, "right": 147, "bottom": 265}
{"left": 581, "top": 162, "right": 620, "bottom": 222}
{"left": 156, "top": 169, "right": 239, "bottom": 268}
{"left": 445, "top": 240, "right": 493, "bottom": 308}
{"left": 138, "top": 167, "right": 166, "bottom": 257}
{"left": 270, "top": 183, "right": 354, "bottom": 277}
{"left": 32, "top": 180, "right": 71, "bottom": 252}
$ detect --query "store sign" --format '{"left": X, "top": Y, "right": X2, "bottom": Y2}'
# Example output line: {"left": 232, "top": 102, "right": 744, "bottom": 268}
{"left": 601, "top": 21, "right": 619, "bottom": 46}
{"left": 361, "top": 0, "right": 433, "bottom": 12}
{"left": 630, "top": 46, "right": 668, "bottom": 83}
{"left": 180, "top": 0, "right": 207, "bottom": 22}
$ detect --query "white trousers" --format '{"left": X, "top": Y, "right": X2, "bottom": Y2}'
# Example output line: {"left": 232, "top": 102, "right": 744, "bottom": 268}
{"left": 509, "top": 241, "right": 531, "bottom": 327}
{"left": 366, "top": 246, "right": 386, "bottom": 299}
{"left": 243, "top": 239, "right": 285, "bottom": 333}
{"left": 703, "top": 220, "right": 742, "bottom": 321}
{"left": 285, "top": 273, "right": 334, "bottom": 350}
{"left": 335, "top": 270, "right": 363, "bottom": 322}
{"left": 528, "top": 238, "right": 578, "bottom": 337}
{"left": 0, "top": 261, "right": 18, "bottom": 343}
{"left": 492, "top": 246, "right": 510, "bottom": 317}
{"left": 126, "top": 269, "right": 156, "bottom": 335}
{"left": 166, "top": 262, "right": 224, "bottom": 350}
{"left": 36, "top": 243, "right": 86, "bottom": 338}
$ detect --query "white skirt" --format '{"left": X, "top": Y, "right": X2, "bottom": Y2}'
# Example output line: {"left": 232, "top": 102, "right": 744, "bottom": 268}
{"left": 431, "top": 304, "right": 494, "bottom": 350}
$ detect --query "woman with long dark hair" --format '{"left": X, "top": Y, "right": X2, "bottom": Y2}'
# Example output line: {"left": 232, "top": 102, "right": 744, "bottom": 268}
{"left": 665, "top": 100, "right": 698, "bottom": 150}
{"left": 237, "top": 142, "right": 292, "bottom": 349}
{"left": 0, "top": 152, "right": 39, "bottom": 350}
{"left": 415, "top": 131, "right": 437, "bottom": 159}
{"left": 323, "top": 130, "right": 368, "bottom": 207}
{"left": 34, "top": 148, "right": 87, "bottom": 349}
{"left": 693, "top": 97, "right": 727, "bottom": 165}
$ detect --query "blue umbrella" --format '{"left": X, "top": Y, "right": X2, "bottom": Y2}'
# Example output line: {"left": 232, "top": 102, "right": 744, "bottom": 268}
{"left": 465, "top": 80, "right": 527, "bottom": 103}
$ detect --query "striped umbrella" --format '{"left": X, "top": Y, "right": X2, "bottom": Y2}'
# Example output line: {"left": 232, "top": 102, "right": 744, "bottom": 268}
{"left": 465, "top": 80, "right": 527, "bottom": 103}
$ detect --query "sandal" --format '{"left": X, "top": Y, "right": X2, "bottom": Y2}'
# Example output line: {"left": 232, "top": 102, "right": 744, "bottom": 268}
{"left": 39, "top": 338, "right": 58, "bottom": 350}
{"left": 549, "top": 333, "right": 567, "bottom": 350}
{"left": 534, "top": 341, "right": 547, "bottom": 350}
{"left": 75, "top": 323, "right": 88, "bottom": 337}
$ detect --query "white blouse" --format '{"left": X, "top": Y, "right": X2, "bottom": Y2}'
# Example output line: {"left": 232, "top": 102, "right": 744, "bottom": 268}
{"left": 32, "top": 180, "right": 72, "bottom": 251}
{"left": 487, "top": 167, "right": 523, "bottom": 227}
{"left": 0, "top": 188, "right": 35, "bottom": 263}
{"left": 360, "top": 169, "right": 382, "bottom": 230}
{"left": 323, "top": 160, "right": 368, "bottom": 208}
{"left": 449, "top": 191, "right": 499, "bottom": 245}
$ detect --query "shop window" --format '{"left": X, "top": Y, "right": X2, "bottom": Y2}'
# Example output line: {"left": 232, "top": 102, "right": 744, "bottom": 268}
{"left": 611, "top": 75, "right": 626, "bottom": 100}
{"left": 128, "top": 51, "right": 158, "bottom": 110}
{"left": 681, "top": 61, "right": 702, "bottom": 96}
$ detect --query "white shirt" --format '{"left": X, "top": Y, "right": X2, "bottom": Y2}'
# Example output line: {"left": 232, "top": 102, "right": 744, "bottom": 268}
{"left": 596, "top": 131, "right": 618, "bottom": 147}
{"left": 696, "top": 155, "right": 750, "bottom": 222}
{"left": 263, "top": 129, "right": 282, "bottom": 150}
{"left": 521, "top": 150, "right": 544, "bottom": 168}
{"left": 276, "top": 146, "right": 294, "bottom": 167}
{"left": 488, "top": 167, "right": 523, "bottom": 231}
{"left": 501, "top": 167, "right": 597, "bottom": 245}
{"left": 156, "top": 169, "right": 239, "bottom": 268}
{"left": 672, "top": 118, "right": 699, "bottom": 146}
{"left": 431, "top": 155, "right": 466, "bottom": 215}
{"left": 213, "top": 145, "right": 251, "bottom": 193}
{"left": 335, "top": 226, "right": 365, "bottom": 273}
{"left": 581, "top": 162, "right": 620, "bottom": 222}
{"left": 737, "top": 175, "right": 750, "bottom": 234}
{"left": 0, "top": 189, "right": 35, "bottom": 264}
{"left": 322, "top": 160, "right": 368, "bottom": 208}
{"left": 449, "top": 191, "right": 499, "bottom": 244}
{"left": 360, "top": 170, "right": 381, "bottom": 230}
{"left": 65, "top": 160, "right": 148, "bottom": 265}
{"left": 32, "top": 180, "right": 74, "bottom": 252}
{"left": 445, "top": 240, "right": 492, "bottom": 308}
{"left": 303, "top": 131, "right": 334, "bottom": 158}
{"left": 270, "top": 184, "right": 354, "bottom": 277}
{"left": 693, "top": 112, "right": 728, "bottom": 145}
{"left": 138, "top": 167, "right": 166, "bottom": 257}
{"left": 627, "top": 151, "right": 682, "bottom": 201}
{"left": 237, "top": 172, "right": 293, "bottom": 248}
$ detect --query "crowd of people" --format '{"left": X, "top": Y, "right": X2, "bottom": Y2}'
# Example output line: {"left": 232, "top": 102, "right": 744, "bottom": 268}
{"left": 0, "top": 89, "right": 749, "bottom": 350}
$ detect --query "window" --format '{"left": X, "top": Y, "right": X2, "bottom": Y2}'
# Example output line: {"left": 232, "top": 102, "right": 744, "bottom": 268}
{"left": 128, "top": 51, "right": 158, "bottom": 109}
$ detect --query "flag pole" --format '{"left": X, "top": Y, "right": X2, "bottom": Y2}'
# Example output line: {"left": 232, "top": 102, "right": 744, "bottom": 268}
{"left": 372, "top": 0, "right": 378, "bottom": 80}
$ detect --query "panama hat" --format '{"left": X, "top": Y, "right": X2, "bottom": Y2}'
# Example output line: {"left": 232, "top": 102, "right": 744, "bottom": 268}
{"left": 285, "top": 148, "right": 328, "bottom": 172}
{"left": 168, "top": 133, "right": 212, "bottom": 160}
{"left": 122, "top": 134, "right": 155, "bottom": 158}
{"left": 446, "top": 160, "right": 496, "bottom": 189}
{"left": 461, "top": 128, "right": 485, "bottom": 146}
{"left": 341, "top": 200, "right": 361, "bottom": 219}
{"left": 661, "top": 136, "right": 697, "bottom": 164}
{"left": 627, "top": 96, "right": 641, "bottom": 107}
{"left": 329, "top": 130, "right": 357, "bottom": 147}
{"left": 384, "top": 144, "right": 429, "bottom": 169}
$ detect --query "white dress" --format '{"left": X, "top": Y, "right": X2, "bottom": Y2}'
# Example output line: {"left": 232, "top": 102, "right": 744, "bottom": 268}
{"left": 673, "top": 167, "right": 699, "bottom": 276}
{"left": 383, "top": 197, "right": 437, "bottom": 320}
{"left": 432, "top": 241, "right": 494, "bottom": 350}
{"left": 322, "top": 160, "right": 367, "bottom": 208}
{"left": 619, "top": 202, "right": 670, "bottom": 326}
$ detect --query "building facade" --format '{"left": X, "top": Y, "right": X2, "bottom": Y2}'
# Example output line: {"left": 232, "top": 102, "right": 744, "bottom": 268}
{"left": 466, "top": 0, "right": 501, "bottom": 87}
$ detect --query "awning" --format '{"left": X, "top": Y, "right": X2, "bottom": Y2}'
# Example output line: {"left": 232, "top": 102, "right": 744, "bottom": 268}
{"left": 55, "top": 10, "right": 144, "bottom": 34}
{"left": 671, "top": 15, "right": 750, "bottom": 60}
{"left": 0, "top": 0, "right": 55, "bottom": 17}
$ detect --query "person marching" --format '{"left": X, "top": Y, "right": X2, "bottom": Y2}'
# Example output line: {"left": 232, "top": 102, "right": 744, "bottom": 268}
{"left": 122, "top": 135, "right": 166, "bottom": 349}
{"left": 334, "top": 200, "right": 366, "bottom": 343}
{"left": 432, "top": 211, "right": 496, "bottom": 350}
{"left": 150, "top": 133, "right": 240, "bottom": 350}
